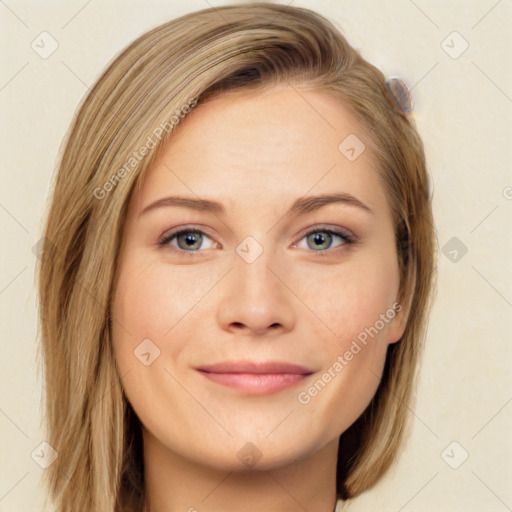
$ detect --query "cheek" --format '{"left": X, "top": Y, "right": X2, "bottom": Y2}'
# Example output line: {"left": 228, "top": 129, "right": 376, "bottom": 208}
{"left": 112, "top": 256, "right": 227, "bottom": 376}
{"left": 112, "top": 260, "right": 174, "bottom": 371}
{"left": 113, "top": 259, "right": 209, "bottom": 339}
{"left": 297, "top": 247, "right": 400, "bottom": 352}
{"left": 111, "top": 259, "right": 202, "bottom": 422}
{"left": 294, "top": 253, "right": 400, "bottom": 435}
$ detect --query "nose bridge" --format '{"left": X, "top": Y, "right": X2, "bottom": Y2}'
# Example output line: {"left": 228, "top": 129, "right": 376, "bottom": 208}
{"left": 216, "top": 238, "right": 296, "bottom": 334}
{"left": 235, "top": 241, "right": 278, "bottom": 295}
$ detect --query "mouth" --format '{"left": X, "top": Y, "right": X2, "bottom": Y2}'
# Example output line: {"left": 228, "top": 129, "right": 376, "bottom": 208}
{"left": 195, "top": 361, "right": 314, "bottom": 395}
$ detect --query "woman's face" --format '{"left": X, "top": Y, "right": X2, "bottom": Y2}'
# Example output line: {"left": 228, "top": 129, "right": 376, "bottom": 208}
{"left": 112, "top": 85, "right": 406, "bottom": 471}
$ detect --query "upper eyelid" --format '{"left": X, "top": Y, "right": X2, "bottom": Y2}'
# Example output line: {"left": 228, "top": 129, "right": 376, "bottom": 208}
{"left": 295, "top": 224, "right": 353, "bottom": 239}
{"left": 159, "top": 225, "right": 216, "bottom": 243}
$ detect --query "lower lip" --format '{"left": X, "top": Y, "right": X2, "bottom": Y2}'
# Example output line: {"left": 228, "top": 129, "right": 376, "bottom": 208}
{"left": 198, "top": 371, "right": 309, "bottom": 395}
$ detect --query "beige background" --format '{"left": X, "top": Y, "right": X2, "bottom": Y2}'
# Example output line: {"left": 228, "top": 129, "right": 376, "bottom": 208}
{"left": 1, "top": 0, "right": 511, "bottom": 510}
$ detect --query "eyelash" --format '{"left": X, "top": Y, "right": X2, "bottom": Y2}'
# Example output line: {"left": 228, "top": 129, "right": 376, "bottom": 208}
{"left": 157, "top": 225, "right": 357, "bottom": 256}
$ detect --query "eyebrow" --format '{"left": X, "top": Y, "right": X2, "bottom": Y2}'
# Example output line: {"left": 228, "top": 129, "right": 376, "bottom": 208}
{"left": 140, "top": 192, "right": 373, "bottom": 217}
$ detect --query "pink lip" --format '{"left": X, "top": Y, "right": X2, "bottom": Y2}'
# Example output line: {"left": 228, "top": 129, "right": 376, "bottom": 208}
{"left": 196, "top": 361, "right": 314, "bottom": 395}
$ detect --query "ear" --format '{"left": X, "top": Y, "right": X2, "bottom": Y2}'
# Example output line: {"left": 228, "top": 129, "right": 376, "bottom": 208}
{"left": 386, "top": 299, "right": 409, "bottom": 345}
{"left": 387, "top": 260, "right": 415, "bottom": 344}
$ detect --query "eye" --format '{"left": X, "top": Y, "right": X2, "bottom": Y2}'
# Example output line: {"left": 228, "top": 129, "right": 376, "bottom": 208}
{"left": 294, "top": 227, "right": 355, "bottom": 252}
{"left": 158, "top": 225, "right": 356, "bottom": 256}
{"left": 157, "top": 228, "right": 218, "bottom": 254}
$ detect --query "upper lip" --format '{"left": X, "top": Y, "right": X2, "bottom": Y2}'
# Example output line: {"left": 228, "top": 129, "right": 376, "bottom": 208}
{"left": 196, "top": 361, "right": 314, "bottom": 375}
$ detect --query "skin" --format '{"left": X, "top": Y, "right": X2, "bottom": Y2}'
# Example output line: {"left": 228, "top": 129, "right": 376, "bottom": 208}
{"left": 111, "top": 85, "right": 407, "bottom": 512}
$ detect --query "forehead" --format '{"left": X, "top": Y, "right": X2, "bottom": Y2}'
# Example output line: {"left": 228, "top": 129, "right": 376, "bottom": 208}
{"left": 132, "top": 86, "right": 389, "bottom": 218}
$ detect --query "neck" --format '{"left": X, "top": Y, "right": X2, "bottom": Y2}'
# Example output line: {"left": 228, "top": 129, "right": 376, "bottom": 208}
{"left": 141, "top": 428, "right": 340, "bottom": 512}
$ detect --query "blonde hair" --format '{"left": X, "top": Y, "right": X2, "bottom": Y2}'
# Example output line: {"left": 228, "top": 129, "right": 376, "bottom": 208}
{"left": 36, "top": 3, "right": 437, "bottom": 510}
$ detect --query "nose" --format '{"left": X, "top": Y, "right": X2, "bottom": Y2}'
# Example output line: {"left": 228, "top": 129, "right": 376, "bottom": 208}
{"left": 216, "top": 250, "right": 296, "bottom": 337}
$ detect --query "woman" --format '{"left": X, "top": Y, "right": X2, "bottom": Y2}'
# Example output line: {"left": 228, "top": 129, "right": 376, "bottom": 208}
{"left": 36, "top": 3, "right": 437, "bottom": 511}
